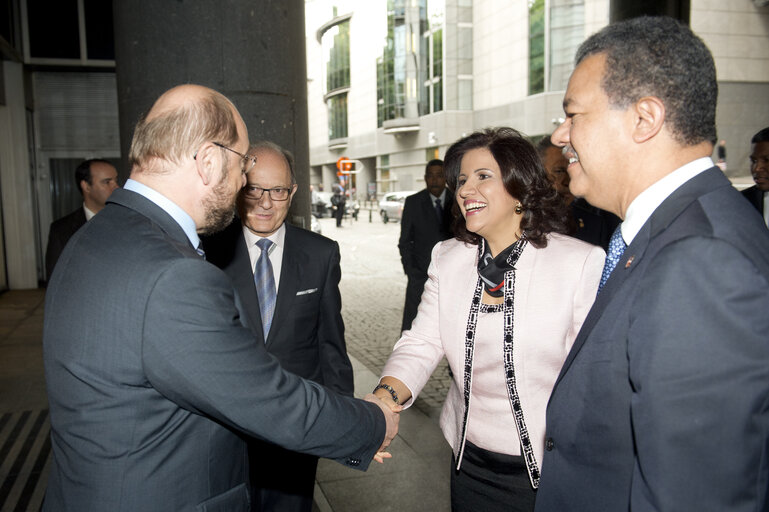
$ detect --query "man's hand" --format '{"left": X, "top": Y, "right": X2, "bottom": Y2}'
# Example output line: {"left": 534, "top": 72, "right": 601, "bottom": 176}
{"left": 364, "top": 393, "right": 402, "bottom": 463}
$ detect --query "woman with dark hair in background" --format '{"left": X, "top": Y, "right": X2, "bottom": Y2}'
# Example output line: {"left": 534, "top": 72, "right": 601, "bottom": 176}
{"left": 373, "top": 127, "right": 604, "bottom": 511}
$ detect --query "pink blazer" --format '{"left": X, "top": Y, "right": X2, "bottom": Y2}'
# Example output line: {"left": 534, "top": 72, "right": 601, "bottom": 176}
{"left": 382, "top": 234, "right": 604, "bottom": 467}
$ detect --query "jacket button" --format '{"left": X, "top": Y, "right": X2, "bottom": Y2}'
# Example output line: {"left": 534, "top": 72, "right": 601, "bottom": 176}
{"left": 546, "top": 438, "right": 554, "bottom": 451}
{"left": 347, "top": 458, "right": 360, "bottom": 466}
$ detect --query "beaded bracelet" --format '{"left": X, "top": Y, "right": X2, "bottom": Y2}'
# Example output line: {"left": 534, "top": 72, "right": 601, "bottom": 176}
{"left": 373, "top": 383, "right": 400, "bottom": 405}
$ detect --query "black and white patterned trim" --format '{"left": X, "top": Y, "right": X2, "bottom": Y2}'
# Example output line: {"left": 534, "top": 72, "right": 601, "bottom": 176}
{"left": 501, "top": 243, "right": 540, "bottom": 488}
{"left": 479, "top": 303, "right": 503, "bottom": 314}
{"left": 456, "top": 238, "right": 540, "bottom": 489}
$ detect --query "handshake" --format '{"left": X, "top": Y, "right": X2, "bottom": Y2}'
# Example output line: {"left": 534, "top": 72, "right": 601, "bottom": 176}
{"left": 363, "top": 378, "right": 411, "bottom": 464}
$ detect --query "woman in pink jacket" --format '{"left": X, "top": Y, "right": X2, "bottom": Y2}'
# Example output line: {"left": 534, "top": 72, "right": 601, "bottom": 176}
{"left": 374, "top": 127, "right": 604, "bottom": 511}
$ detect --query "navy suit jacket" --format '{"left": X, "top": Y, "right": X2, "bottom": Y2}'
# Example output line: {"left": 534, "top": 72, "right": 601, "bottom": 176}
{"left": 742, "top": 184, "right": 765, "bottom": 216}
{"left": 536, "top": 168, "right": 769, "bottom": 511}
{"left": 42, "top": 188, "right": 384, "bottom": 511}
{"left": 204, "top": 220, "right": 353, "bottom": 394}
{"left": 45, "top": 207, "right": 87, "bottom": 279}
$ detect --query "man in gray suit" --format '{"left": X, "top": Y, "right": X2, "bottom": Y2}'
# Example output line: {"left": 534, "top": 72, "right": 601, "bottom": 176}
{"left": 42, "top": 84, "right": 399, "bottom": 511}
{"left": 536, "top": 17, "right": 769, "bottom": 511}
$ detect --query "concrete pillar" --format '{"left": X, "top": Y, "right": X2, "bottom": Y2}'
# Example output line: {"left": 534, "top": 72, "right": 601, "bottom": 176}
{"left": 0, "top": 61, "right": 38, "bottom": 289}
{"left": 112, "top": 0, "right": 311, "bottom": 225}
{"left": 610, "top": 0, "right": 690, "bottom": 24}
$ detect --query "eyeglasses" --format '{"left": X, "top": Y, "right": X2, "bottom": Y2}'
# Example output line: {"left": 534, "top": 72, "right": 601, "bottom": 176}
{"left": 194, "top": 142, "right": 257, "bottom": 174}
{"left": 243, "top": 185, "right": 293, "bottom": 201}
{"left": 213, "top": 142, "right": 257, "bottom": 175}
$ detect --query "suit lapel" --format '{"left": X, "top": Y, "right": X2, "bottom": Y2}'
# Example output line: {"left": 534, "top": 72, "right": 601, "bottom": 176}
{"left": 267, "top": 224, "right": 303, "bottom": 347}
{"left": 553, "top": 167, "right": 728, "bottom": 389}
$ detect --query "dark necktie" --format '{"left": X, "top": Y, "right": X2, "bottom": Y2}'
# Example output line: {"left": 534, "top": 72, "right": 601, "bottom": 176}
{"left": 598, "top": 225, "right": 626, "bottom": 294}
{"left": 254, "top": 238, "right": 276, "bottom": 340}
{"left": 434, "top": 197, "right": 443, "bottom": 222}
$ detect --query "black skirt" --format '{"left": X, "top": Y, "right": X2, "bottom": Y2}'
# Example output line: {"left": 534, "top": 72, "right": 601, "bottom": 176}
{"left": 450, "top": 441, "right": 536, "bottom": 512}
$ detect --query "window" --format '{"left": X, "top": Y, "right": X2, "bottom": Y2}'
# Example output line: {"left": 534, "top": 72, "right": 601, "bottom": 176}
{"left": 549, "top": 0, "right": 584, "bottom": 91}
{"left": 529, "top": 0, "right": 584, "bottom": 95}
{"left": 377, "top": 0, "right": 409, "bottom": 126}
{"left": 327, "top": 94, "right": 348, "bottom": 140}
{"left": 322, "top": 18, "right": 351, "bottom": 141}
{"left": 27, "top": 0, "right": 114, "bottom": 62}
{"left": 528, "top": 0, "right": 545, "bottom": 95}
{"left": 419, "top": 1, "right": 443, "bottom": 116}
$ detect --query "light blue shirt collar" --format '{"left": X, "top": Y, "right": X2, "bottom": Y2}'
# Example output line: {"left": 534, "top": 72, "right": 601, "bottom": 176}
{"left": 123, "top": 179, "right": 200, "bottom": 249}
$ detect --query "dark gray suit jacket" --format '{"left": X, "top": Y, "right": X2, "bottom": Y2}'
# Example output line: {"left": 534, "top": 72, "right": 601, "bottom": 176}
{"left": 42, "top": 188, "right": 384, "bottom": 511}
{"left": 536, "top": 168, "right": 769, "bottom": 511}
{"left": 742, "top": 184, "right": 765, "bottom": 216}
{"left": 45, "top": 207, "right": 87, "bottom": 279}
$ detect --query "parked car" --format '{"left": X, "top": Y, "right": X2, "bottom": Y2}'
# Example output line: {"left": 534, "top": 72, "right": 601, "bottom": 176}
{"left": 378, "top": 191, "right": 416, "bottom": 223}
{"left": 313, "top": 192, "right": 333, "bottom": 218}
{"left": 310, "top": 214, "right": 322, "bottom": 235}
{"left": 313, "top": 191, "right": 360, "bottom": 220}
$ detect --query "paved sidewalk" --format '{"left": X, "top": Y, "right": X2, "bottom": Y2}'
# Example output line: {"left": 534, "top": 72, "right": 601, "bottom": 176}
{"left": 313, "top": 214, "right": 452, "bottom": 511}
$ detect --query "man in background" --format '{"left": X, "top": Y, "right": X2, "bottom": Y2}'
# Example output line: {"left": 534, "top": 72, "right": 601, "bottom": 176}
{"left": 43, "top": 84, "right": 398, "bottom": 511}
{"left": 537, "top": 17, "right": 769, "bottom": 511}
{"left": 741, "top": 126, "right": 769, "bottom": 227}
{"left": 398, "top": 159, "right": 452, "bottom": 331}
{"left": 204, "top": 140, "right": 354, "bottom": 511}
{"left": 45, "top": 158, "right": 118, "bottom": 278}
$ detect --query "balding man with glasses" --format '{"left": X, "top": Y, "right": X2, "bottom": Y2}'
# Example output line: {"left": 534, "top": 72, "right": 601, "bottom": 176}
{"left": 42, "top": 86, "right": 398, "bottom": 512}
{"left": 204, "top": 140, "right": 354, "bottom": 512}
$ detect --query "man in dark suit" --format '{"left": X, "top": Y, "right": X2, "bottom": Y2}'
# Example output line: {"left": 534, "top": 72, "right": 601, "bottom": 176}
{"left": 536, "top": 17, "right": 769, "bottom": 511}
{"left": 42, "top": 84, "right": 399, "bottom": 511}
{"left": 537, "top": 136, "right": 619, "bottom": 250}
{"left": 741, "top": 126, "right": 769, "bottom": 227}
{"left": 204, "top": 140, "right": 354, "bottom": 512}
{"left": 45, "top": 158, "right": 118, "bottom": 278}
{"left": 398, "top": 159, "right": 452, "bottom": 331}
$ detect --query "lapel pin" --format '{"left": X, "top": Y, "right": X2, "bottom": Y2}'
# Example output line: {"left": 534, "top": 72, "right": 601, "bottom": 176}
{"left": 624, "top": 255, "right": 635, "bottom": 269}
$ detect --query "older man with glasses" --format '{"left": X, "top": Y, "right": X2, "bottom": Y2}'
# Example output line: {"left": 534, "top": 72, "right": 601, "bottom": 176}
{"left": 203, "top": 140, "right": 355, "bottom": 512}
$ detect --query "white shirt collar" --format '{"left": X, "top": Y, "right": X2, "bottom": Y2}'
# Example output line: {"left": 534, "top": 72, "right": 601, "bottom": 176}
{"left": 83, "top": 204, "right": 97, "bottom": 221}
{"left": 430, "top": 188, "right": 447, "bottom": 205}
{"left": 622, "top": 157, "right": 714, "bottom": 244}
{"left": 242, "top": 222, "right": 286, "bottom": 251}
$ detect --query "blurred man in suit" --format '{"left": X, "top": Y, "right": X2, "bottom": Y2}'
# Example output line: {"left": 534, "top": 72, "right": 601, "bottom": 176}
{"left": 741, "top": 126, "right": 769, "bottom": 227}
{"left": 45, "top": 158, "right": 119, "bottom": 278}
{"left": 536, "top": 17, "right": 769, "bottom": 511}
{"left": 43, "top": 84, "right": 399, "bottom": 511}
{"left": 537, "top": 136, "right": 619, "bottom": 250}
{"left": 398, "top": 159, "right": 451, "bottom": 331}
{"left": 204, "top": 140, "right": 354, "bottom": 512}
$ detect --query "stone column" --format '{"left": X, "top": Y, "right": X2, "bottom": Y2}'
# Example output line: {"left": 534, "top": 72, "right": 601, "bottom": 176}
{"left": 112, "top": 0, "right": 311, "bottom": 224}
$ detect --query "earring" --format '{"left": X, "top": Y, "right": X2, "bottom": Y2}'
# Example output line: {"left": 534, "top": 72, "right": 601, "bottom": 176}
{"left": 515, "top": 203, "right": 524, "bottom": 214}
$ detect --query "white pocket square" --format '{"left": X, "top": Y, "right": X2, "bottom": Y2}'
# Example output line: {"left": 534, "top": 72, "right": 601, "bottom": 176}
{"left": 296, "top": 288, "right": 318, "bottom": 296}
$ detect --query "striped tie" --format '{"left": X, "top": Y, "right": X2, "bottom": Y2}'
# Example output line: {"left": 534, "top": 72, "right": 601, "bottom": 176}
{"left": 254, "top": 238, "right": 276, "bottom": 340}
